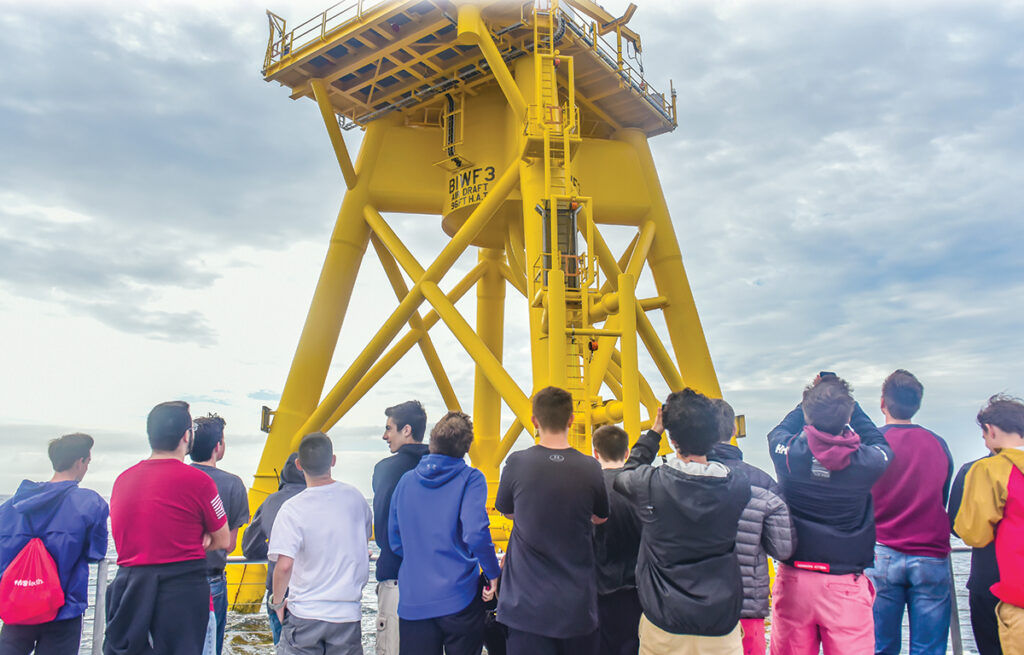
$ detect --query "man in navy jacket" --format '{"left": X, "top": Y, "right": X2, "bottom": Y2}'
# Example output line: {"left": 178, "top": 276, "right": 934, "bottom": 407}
{"left": 0, "top": 433, "right": 108, "bottom": 655}
{"left": 767, "top": 374, "right": 892, "bottom": 655}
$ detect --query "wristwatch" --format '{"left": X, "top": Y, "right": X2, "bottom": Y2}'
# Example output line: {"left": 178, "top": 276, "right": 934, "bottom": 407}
{"left": 269, "top": 597, "right": 287, "bottom": 611}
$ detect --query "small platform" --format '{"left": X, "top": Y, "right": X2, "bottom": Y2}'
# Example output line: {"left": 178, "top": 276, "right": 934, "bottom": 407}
{"left": 263, "top": 0, "right": 676, "bottom": 137}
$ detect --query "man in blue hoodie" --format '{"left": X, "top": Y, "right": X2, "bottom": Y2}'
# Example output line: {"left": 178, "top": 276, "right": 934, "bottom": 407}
{"left": 389, "top": 411, "right": 501, "bottom": 655}
{"left": 0, "top": 433, "right": 109, "bottom": 655}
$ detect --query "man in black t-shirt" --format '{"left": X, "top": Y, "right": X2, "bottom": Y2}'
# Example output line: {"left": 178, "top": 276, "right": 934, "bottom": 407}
{"left": 592, "top": 424, "right": 645, "bottom": 655}
{"left": 190, "top": 414, "right": 250, "bottom": 655}
{"left": 495, "top": 386, "right": 609, "bottom": 655}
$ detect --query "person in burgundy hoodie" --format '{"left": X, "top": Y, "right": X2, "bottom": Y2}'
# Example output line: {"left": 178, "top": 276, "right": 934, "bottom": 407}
{"left": 867, "top": 370, "right": 954, "bottom": 655}
{"left": 767, "top": 374, "right": 892, "bottom": 655}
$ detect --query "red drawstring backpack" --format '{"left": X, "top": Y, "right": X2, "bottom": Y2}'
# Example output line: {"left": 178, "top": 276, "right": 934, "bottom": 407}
{"left": 0, "top": 522, "right": 65, "bottom": 625}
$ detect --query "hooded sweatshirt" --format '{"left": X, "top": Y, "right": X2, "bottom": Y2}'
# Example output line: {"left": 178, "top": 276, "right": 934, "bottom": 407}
{"left": 388, "top": 454, "right": 501, "bottom": 620}
{"left": 955, "top": 447, "right": 1024, "bottom": 607}
{"left": 768, "top": 402, "right": 892, "bottom": 575}
{"left": 614, "top": 430, "right": 752, "bottom": 636}
{"left": 0, "top": 479, "right": 108, "bottom": 621}
{"left": 241, "top": 453, "right": 307, "bottom": 590}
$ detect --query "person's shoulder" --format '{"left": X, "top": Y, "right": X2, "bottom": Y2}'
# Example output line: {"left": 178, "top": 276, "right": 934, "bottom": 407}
{"left": 70, "top": 486, "right": 108, "bottom": 511}
{"left": 374, "top": 452, "right": 401, "bottom": 474}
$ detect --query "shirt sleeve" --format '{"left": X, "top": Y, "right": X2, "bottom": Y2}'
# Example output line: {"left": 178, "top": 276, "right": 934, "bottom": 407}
{"left": 591, "top": 462, "right": 610, "bottom": 520}
{"left": 241, "top": 504, "right": 268, "bottom": 560}
{"left": 494, "top": 456, "right": 516, "bottom": 515}
{"left": 267, "top": 505, "right": 300, "bottom": 562}
{"left": 954, "top": 457, "right": 1009, "bottom": 548}
{"left": 197, "top": 475, "right": 228, "bottom": 533}
{"left": 87, "top": 499, "right": 110, "bottom": 562}
{"left": 228, "top": 477, "right": 250, "bottom": 530}
{"left": 460, "top": 470, "right": 501, "bottom": 580}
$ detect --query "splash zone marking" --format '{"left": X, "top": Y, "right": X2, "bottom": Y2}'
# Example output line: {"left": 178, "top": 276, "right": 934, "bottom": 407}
{"left": 448, "top": 166, "right": 496, "bottom": 211}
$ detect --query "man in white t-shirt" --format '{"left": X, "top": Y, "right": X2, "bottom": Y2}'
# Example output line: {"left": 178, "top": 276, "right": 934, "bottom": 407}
{"left": 268, "top": 432, "right": 373, "bottom": 655}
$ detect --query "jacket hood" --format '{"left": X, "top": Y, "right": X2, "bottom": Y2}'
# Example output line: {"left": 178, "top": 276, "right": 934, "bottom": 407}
{"left": 280, "top": 453, "right": 305, "bottom": 487}
{"left": 804, "top": 425, "right": 861, "bottom": 471}
{"left": 414, "top": 454, "right": 467, "bottom": 488}
{"left": 1000, "top": 447, "right": 1024, "bottom": 474}
{"left": 11, "top": 480, "right": 77, "bottom": 526}
{"left": 710, "top": 442, "right": 743, "bottom": 463}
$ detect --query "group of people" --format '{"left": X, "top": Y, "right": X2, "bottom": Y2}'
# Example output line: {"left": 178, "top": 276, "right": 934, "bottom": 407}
{"left": 0, "top": 371, "right": 1022, "bottom": 655}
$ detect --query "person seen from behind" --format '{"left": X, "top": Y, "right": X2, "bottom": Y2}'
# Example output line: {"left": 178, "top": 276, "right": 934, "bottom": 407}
{"left": 614, "top": 388, "right": 751, "bottom": 655}
{"left": 0, "top": 434, "right": 108, "bottom": 655}
{"left": 269, "top": 432, "right": 372, "bottom": 655}
{"left": 766, "top": 374, "right": 892, "bottom": 655}
{"left": 496, "top": 386, "right": 609, "bottom": 655}
{"left": 591, "top": 424, "right": 643, "bottom": 655}
{"left": 242, "top": 452, "right": 306, "bottom": 645}
{"left": 373, "top": 401, "right": 429, "bottom": 655}
{"left": 104, "top": 401, "right": 230, "bottom": 655}
{"left": 954, "top": 395, "right": 1024, "bottom": 655}
{"left": 949, "top": 452, "right": 1003, "bottom": 655}
{"left": 190, "top": 414, "right": 250, "bottom": 655}
{"left": 866, "top": 370, "right": 954, "bottom": 655}
{"left": 708, "top": 399, "right": 795, "bottom": 655}
{"left": 388, "top": 411, "right": 501, "bottom": 655}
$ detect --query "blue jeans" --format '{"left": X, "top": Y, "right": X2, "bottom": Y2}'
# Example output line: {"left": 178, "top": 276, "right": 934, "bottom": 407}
{"left": 865, "top": 544, "right": 952, "bottom": 655}
{"left": 209, "top": 573, "right": 228, "bottom": 655}
{"left": 267, "top": 595, "right": 283, "bottom": 644}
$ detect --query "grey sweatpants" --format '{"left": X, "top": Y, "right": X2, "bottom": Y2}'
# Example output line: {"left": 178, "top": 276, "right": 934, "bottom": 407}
{"left": 277, "top": 614, "right": 362, "bottom": 655}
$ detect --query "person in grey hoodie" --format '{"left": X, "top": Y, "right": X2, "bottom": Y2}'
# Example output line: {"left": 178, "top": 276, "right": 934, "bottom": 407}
{"left": 709, "top": 399, "right": 796, "bottom": 655}
{"left": 241, "top": 453, "right": 306, "bottom": 644}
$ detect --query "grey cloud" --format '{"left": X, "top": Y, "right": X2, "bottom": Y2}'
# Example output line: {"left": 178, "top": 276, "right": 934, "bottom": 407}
{"left": 247, "top": 389, "right": 281, "bottom": 401}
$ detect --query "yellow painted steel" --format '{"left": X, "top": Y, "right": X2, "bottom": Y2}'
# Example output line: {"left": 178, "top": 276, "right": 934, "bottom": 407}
{"left": 233, "top": 0, "right": 729, "bottom": 605}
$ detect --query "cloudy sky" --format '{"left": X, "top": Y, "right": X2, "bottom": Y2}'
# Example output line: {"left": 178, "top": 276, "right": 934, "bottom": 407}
{"left": 1, "top": 0, "right": 1022, "bottom": 497}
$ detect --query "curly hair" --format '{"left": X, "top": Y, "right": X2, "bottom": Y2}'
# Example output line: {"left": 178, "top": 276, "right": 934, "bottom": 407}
{"left": 977, "top": 394, "right": 1024, "bottom": 437}
{"left": 430, "top": 412, "right": 475, "bottom": 458}
{"left": 663, "top": 388, "right": 720, "bottom": 456}
{"left": 803, "top": 376, "right": 855, "bottom": 435}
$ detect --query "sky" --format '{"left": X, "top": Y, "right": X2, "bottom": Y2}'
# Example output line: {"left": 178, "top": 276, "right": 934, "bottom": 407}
{"left": 1, "top": 0, "right": 1022, "bottom": 497}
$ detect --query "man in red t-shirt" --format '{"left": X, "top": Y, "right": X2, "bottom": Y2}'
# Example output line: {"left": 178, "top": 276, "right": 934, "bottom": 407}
{"left": 103, "top": 401, "right": 230, "bottom": 655}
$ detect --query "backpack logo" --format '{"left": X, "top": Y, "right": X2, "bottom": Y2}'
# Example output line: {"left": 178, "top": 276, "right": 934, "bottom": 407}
{"left": 0, "top": 538, "right": 65, "bottom": 625}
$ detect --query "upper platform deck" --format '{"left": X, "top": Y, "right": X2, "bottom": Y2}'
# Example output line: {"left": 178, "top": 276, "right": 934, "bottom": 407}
{"left": 262, "top": 0, "right": 677, "bottom": 137}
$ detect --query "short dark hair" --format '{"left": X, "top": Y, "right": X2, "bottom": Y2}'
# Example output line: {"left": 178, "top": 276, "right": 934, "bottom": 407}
{"left": 802, "top": 377, "right": 855, "bottom": 435}
{"left": 48, "top": 433, "right": 94, "bottom": 472}
{"left": 663, "top": 388, "right": 720, "bottom": 456}
{"left": 298, "top": 432, "right": 333, "bottom": 476}
{"left": 882, "top": 369, "right": 923, "bottom": 420}
{"left": 714, "top": 399, "right": 736, "bottom": 443}
{"left": 532, "top": 386, "right": 573, "bottom": 431}
{"left": 977, "top": 394, "right": 1024, "bottom": 437}
{"left": 429, "top": 412, "right": 475, "bottom": 458}
{"left": 593, "top": 425, "right": 629, "bottom": 461}
{"left": 385, "top": 400, "right": 427, "bottom": 442}
{"left": 190, "top": 414, "right": 227, "bottom": 462}
{"left": 147, "top": 401, "right": 191, "bottom": 452}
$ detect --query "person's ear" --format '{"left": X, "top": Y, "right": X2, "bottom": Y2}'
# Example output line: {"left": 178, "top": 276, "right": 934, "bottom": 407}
{"left": 331, "top": 454, "right": 337, "bottom": 467}
{"left": 295, "top": 459, "right": 304, "bottom": 472}
{"left": 531, "top": 416, "right": 540, "bottom": 432}
{"left": 567, "top": 413, "right": 575, "bottom": 429}
{"left": 401, "top": 424, "right": 412, "bottom": 439}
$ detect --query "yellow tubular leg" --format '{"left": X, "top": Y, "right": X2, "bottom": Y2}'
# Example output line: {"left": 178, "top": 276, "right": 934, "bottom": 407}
{"left": 618, "top": 274, "right": 641, "bottom": 439}
{"left": 472, "top": 249, "right": 506, "bottom": 477}
{"left": 548, "top": 269, "right": 568, "bottom": 388}
{"left": 616, "top": 128, "right": 722, "bottom": 397}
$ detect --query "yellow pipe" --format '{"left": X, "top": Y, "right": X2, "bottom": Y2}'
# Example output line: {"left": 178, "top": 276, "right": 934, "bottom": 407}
{"left": 619, "top": 273, "right": 641, "bottom": 439}
{"left": 421, "top": 281, "right": 534, "bottom": 431}
{"left": 369, "top": 233, "right": 461, "bottom": 412}
{"left": 493, "top": 419, "right": 525, "bottom": 470}
{"left": 616, "top": 128, "right": 722, "bottom": 397}
{"left": 498, "top": 261, "right": 528, "bottom": 298}
{"left": 255, "top": 115, "right": 393, "bottom": 496}
{"left": 291, "top": 162, "right": 521, "bottom": 448}
{"left": 364, "top": 206, "right": 425, "bottom": 280}
{"left": 310, "top": 78, "right": 357, "bottom": 190}
{"left": 547, "top": 268, "right": 568, "bottom": 387}
{"left": 472, "top": 249, "right": 506, "bottom": 477}
{"left": 592, "top": 400, "right": 624, "bottom": 424}
{"left": 455, "top": 4, "right": 527, "bottom": 124}
{"left": 322, "top": 262, "right": 487, "bottom": 431}
{"left": 625, "top": 221, "right": 656, "bottom": 279}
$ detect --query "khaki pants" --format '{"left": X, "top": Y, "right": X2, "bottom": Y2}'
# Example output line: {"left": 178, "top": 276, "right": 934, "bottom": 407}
{"left": 997, "top": 601, "right": 1024, "bottom": 655}
{"left": 638, "top": 614, "right": 743, "bottom": 655}
{"left": 376, "top": 580, "right": 400, "bottom": 655}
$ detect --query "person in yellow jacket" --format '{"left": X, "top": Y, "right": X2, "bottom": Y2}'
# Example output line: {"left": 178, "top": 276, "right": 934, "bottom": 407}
{"left": 954, "top": 394, "right": 1024, "bottom": 655}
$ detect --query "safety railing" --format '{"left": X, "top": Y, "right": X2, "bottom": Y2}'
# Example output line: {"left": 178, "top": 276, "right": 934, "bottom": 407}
{"left": 264, "top": 0, "right": 391, "bottom": 72}
{"left": 63, "top": 548, "right": 979, "bottom": 653}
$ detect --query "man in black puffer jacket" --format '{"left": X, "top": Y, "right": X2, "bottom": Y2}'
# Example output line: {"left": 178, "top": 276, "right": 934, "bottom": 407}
{"left": 710, "top": 399, "right": 795, "bottom": 655}
{"left": 615, "top": 388, "right": 751, "bottom": 654}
